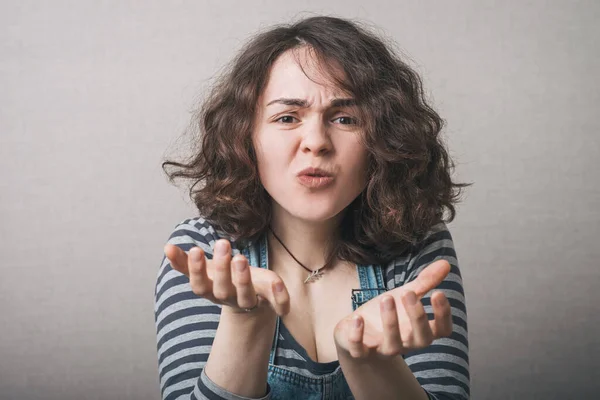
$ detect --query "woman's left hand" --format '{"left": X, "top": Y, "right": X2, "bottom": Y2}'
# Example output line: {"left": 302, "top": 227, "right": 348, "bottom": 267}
{"left": 334, "top": 259, "right": 453, "bottom": 360}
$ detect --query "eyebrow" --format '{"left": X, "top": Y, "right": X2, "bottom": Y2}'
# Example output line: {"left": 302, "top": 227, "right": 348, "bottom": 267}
{"left": 266, "top": 98, "right": 356, "bottom": 108}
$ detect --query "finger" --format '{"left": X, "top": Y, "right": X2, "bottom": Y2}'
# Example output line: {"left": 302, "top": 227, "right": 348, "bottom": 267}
{"left": 231, "top": 255, "right": 258, "bottom": 309}
{"left": 188, "top": 246, "right": 213, "bottom": 297}
{"left": 211, "top": 240, "right": 236, "bottom": 302}
{"left": 403, "top": 259, "right": 451, "bottom": 298}
{"left": 270, "top": 278, "right": 291, "bottom": 316}
{"left": 348, "top": 315, "right": 366, "bottom": 358}
{"left": 164, "top": 244, "right": 190, "bottom": 276}
{"left": 379, "top": 296, "right": 403, "bottom": 356}
{"left": 429, "top": 291, "right": 453, "bottom": 338}
{"left": 402, "top": 291, "right": 434, "bottom": 349}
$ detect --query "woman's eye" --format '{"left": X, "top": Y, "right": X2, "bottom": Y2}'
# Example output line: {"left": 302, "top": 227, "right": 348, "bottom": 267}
{"left": 274, "top": 115, "right": 357, "bottom": 125}
{"left": 275, "top": 115, "right": 297, "bottom": 124}
{"left": 333, "top": 116, "right": 357, "bottom": 125}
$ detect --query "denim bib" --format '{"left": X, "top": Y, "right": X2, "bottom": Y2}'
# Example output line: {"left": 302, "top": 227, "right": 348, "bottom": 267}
{"left": 240, "top": 234, "right": 387, "bottom": 400}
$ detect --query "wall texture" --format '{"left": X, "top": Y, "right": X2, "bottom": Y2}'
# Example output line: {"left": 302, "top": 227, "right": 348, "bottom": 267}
{"left": 1, "top": 1, "right": 598, "bottom": 399}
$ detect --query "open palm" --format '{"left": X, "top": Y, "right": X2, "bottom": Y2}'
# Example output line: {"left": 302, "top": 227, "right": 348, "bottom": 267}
{"left": 334, "top": 259, "right": 453, "bottom": 358}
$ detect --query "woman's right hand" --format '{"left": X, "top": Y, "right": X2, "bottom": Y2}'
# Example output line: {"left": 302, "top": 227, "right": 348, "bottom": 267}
{"left": 164, "top": 239, "right": 291, "bottom": 316}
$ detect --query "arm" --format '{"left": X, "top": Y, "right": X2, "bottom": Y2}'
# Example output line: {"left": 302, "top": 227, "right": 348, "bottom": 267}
{"left": 154, "top": 218, "right": 277, "bottom": 400}
{"left": 204, "top": 307, "right": 276, "bottom": 397}
{"left": 337, "top": 349, "right": 429, "bottom": 400}
{"left": 402, "top": 223, "right": 469, "bottom": 400}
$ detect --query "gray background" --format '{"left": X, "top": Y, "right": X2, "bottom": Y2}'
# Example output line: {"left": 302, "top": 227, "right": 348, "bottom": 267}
{"left": 1, "top": 1, "right": 598, "bottom": 399}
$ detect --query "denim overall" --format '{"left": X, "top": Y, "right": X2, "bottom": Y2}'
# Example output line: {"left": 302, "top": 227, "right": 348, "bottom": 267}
{"left": 240, "top": 233, "right": 388, "bottom": 400}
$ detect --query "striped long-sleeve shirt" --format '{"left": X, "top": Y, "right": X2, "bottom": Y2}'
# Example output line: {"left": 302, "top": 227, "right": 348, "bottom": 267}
{"left": 154, "top": 217, "right": 470, "bottom": 399}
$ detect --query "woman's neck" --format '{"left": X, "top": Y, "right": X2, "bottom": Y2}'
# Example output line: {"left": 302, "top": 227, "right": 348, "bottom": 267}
{"left": 268, "top": 204, "right": 343, "bottom": 272}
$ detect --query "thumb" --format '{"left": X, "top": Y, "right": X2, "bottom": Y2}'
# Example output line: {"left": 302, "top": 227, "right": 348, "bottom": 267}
{"left": 404, "top": 259, "right": 451, "bottom": 297}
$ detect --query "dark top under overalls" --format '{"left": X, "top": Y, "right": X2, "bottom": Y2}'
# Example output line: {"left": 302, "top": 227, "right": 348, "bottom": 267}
{"left": 240, "top": 232, "right": 387, "bottom": 400}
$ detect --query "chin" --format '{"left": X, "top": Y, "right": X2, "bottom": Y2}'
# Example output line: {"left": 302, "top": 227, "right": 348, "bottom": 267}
{"left": 269, "top": 187, "right": 353, "bottom": 222}
{"left": 294, "top": 210, "right": 336, "bottom": 222}
{"left": 285, "top": 201, "right": 346, "bottom": 223}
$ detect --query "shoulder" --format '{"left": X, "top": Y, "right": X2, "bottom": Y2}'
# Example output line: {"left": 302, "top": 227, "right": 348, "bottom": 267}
{"left": 155, "top": 216, "right": 247, "bottom": 291}
{"left": 410, "top": 221, "right": 457, "bottom": 267}
{"left": 164, "top": 216, "right": 243, "bottom": 256}
{"left": 384, "top": 221, "right": 461, "bottom": 289}
{"left": 154, "top": 216, "right": 238, "bottom": 299}
{"left": 166, "top": 216, "right": 218, "bottom": 250}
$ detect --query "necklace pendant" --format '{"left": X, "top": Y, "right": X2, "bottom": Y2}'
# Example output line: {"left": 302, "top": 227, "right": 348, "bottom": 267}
{"left": 304, "top": 269, "right": 324, "bottom": 284}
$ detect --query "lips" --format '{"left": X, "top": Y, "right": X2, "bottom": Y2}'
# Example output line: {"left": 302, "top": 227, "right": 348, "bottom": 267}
{"left": 297, "top": 175, "right": 334, "bottom": 189}
{"left": 296, "top": 167, "right": 334, "bottom": 177}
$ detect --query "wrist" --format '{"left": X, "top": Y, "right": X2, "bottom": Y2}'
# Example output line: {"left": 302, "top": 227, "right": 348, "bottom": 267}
{"left": 220, "top": 304, "right": 276, "bottom": 330}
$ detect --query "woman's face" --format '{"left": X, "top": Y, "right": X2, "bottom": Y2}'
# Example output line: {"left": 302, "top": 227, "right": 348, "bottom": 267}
{"left": 252, "top": 47, "right": 369, "bottom": 223}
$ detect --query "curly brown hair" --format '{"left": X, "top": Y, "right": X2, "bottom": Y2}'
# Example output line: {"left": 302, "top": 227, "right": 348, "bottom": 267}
{"left": 162, "top": 15, "right": 472, "bottom": 267}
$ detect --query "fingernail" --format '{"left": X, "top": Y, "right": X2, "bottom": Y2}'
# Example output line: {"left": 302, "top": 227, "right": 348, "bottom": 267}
{"left": 353, "top": 316, "right": 362, "bottom": 328}
{"left": 215, "top": 240, "right": 228, "bottom": 256}
{"left": 405, "top": 291, "right": 417, "bottom": 305}
{"left": 274, "top": 281, "right": 284, "bottom": 292}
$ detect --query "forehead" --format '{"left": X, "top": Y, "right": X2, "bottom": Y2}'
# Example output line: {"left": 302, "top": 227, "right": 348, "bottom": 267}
{"left": 261, "top": 47, "right": 349, "bottom": 102}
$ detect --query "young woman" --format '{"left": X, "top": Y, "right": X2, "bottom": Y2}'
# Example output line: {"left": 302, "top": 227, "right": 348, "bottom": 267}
{"left": 155, "top": 16, "right": 471, "bottom": 400}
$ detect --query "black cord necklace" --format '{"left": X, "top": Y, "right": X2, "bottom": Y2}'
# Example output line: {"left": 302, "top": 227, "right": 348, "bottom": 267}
{"left": 268, "top": 226, "right": 326, "bottom": 283}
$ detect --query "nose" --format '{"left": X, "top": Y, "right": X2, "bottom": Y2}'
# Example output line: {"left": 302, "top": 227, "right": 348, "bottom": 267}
{"left": 300, "top": 118, "right": 332, "bottom": 156}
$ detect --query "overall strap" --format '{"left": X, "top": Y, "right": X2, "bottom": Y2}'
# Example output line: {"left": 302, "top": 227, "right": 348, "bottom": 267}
{"left": 352, "top": 262, "right": 387, "bottom": 311}
{"left": 240, "top": 240, "right": 260, "bottom": 271}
